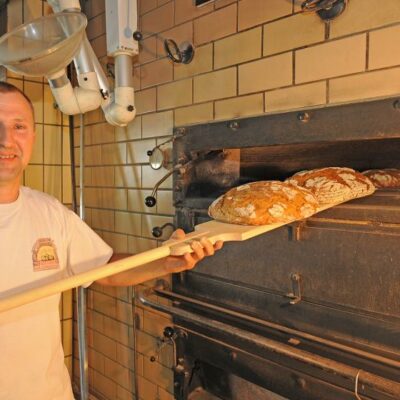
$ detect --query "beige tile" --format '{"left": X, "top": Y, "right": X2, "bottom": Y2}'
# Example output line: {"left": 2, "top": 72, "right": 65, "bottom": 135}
{"left": 141, "top": 2, "right": 174, "bottom": 35}
{"left": 62, "top": 290, "right": 73, "bottom": 320}
{"left": 62, "top": 319, "right": 73, "bottom": 356}
{"left": 142, "top": 215, "right": 173, "bottom": 239}
{"left": 143, "top": 309, "right": 172, "bottom": 337}
{"left": 116, "top": 343, "right": 135, "bottom": 370}
{"left": 238, "top": 0, "right": 292, "bottom": 31}
{"left": 103, "top": 316, "right": 130, "bottom": 346}
{"left": 142, "top": 111, "right": 173, "bottom": 138}
{"left": 92, "top": 166, "right": 115, "bottom": 187}
{"left": 92, "top": 292, "right": 117, "bottom": 319}
{"left": 157, "top": 79, "right": 193, "bottom": 110}
{"left": 88, "top": 349, "right": 105, "bottom": 374}
{"left": 296, "top": 34, "right": 366, "bottom": 84}
{"left": 87, "top": 13, "right": 105, "bottom": 41}
{"left": 90, "top": 0, "right": 105, "bottom": 18}
{"left": 7, "top": 0, "right": 22, "bottom": 30}
{"left": 136, "top": 88, "right": 157, "bottom": 115}
{"left": 137, "top": 376, "right": 158, "bottom": 400}
{"left": 175, "top": 102, "right": 214, "bottom": 126}
{"left": 84, "top": 188, "right": 101, "bottom": 208}
{"left": 101, "top": 143, "right": 127, "bottom": 165}
{"left": 265, "top": 81, "right": 326, "bottom": 113}
{"left": 158, "top": 0, "right": 171, "bottom": 5}
{"left": 369, "top": 25, "right": 400, "bottom": 70}
{"left": 128, "top": 189, "right": 153, "bottom": 213}
{"left": 115, "top": 165, "right": 141, "bottom": 187}
{"left": 62, "top": 166, "right": 72, "bottom": 205}
{"left": 156, "top": 22, "right": 193, "bottom": 57}
{"left": 91, "top": 209, "right": 115, "bottom": 231}
{"left": 174, "top": 44, "right": 213, "bottom": 80}
{"left": 158, "top": 387, "right": 174, "bottom": 400}
{"left": 264, "top": 13, "right": 324, "bottom": 56}
{"left": 91, "top": 34, "right": 107, "bottom": 59}
{"left": 143, "top": 357, "right": 173, "bottom": 392}
{"left": 142, "top": 165, "right": 173, "bottom": 189}
{"left": 139, "top": 0, "right": 157, "bottom": 15}
{"left": 90, "top": 123, "right": 115, "bottom": 145}
{"left": 44, "top": 125, "right": 62, "bottom": 164}
{"left": 175, "top": 0, "right": 214, "bottom": 25}
{"left": 194, "top": 68, "right": 236, "bottom": 102}
{"left": 44, "top": 85, "right": 62, "bottom": 125}
{"left": 136, "top": 330, "right": 158, "bottom": 357}
{"left": 138, "top": 36, "right": 158, "bottom": 65}
{"left": 23, "top": 0, "right": 42, "bottom": 21}
{"left": 216, "top": 0, "right": 237, "bottom": 9}
{"left": 24, "top": 165, "right": 43, "bottom": 191}
{"left": 329, "top": 67, "right": 400, "bottom": 104}
{"left": 31, "top": 124, "right": 44, "bottom": 164}
{"left": 215, "top": 93, "right": 264, "bottom": 120}
{"left": 141, "top": 58, "right": 173, "bottom": 89}
{"left": 331, "top": 0, "right": 400, "bottom": 38}
{"left": 92, "top": 370, "right": 117, "bottom": 399}
{"left": 104, "top": 357, "right": 131, "bottom": 390}
{"left": 101, "top": 231, "right": 129, "bottom": 254}
{"left": 194, "top": 4, "right": 237, "bottom": 46}
{"left": 117, "top": 384, "right": 134, "bottom": 400}
{"left": 62, "top": 127, "right": 71, "bottom": 165}
{"left": 157, "top": 190, "right": 174, "bottom": 215}
{"left": 239, "top": 52, "right": 292, "bottom": 94}
{"left": 115, "top": 211, "right": 142, "bottom": 235}
{"left": 101, "top": 188, "right": 128, "bottom": 210}
{"left": 128, "top": 236, "right": 158, "bottom": 254}
{"left": 115, "top": 116, "right": 142, "bottom": 141}
{"left": 215, "top": 27, "right": 262, "bottom": 69}
{"left": 127, "top": 139, "right": 156, "bottom": 164}
{"left": 85, "top": 145, "right": 102, "bottom": 166}
{"left": 44, "top": 166, "right": 62, "bottom": 200}
{"left": 24, "top": 81, "right": 43, "bottom": 124}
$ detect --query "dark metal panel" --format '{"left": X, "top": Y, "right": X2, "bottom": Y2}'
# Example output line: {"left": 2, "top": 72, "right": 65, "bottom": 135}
{"left": 175, "top": 97, "right": 400, "bottom": 153}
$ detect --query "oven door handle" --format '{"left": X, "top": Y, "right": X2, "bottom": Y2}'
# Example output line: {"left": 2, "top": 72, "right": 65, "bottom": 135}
{"left": 139, "top": 286, "right": 400, "bottom": 399}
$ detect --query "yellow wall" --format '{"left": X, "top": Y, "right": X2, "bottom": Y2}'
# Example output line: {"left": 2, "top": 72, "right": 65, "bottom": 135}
{"left": 6, "top": 0, "right": 74, "bottom": 378}
{"left": 70, "top": 0, "right": 400, "bottom": 399}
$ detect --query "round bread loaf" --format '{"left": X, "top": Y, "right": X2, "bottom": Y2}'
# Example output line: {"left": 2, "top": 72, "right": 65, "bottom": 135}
{"left": 286, "top": 167, "right": 375, "bottom": 205}
{"left": 208, "top": 181, "right": 319, "bottom": 225}
{"left": 362, "top": 169, "right": 400, "bottom": 188}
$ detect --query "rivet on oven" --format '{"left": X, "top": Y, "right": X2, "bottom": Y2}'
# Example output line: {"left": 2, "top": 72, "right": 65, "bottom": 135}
{"left": 393, "top": 100, "right": 400, "bottom": 110}
{"left": 228, "top": 121, "right": 240, "bottom": 131}
{"left": 230, "top": 351, "right": 237, "bottom": 361}
{"left": 297, "top": 112, "right": 310, "bottom": 123}
{"left": 296, "top": 377, "right": 306, "bottom": 389}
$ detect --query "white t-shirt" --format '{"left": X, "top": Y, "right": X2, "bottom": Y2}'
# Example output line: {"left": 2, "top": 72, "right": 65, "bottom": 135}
{"left": 0, "top": 187, "right": 113, "bottom": 400}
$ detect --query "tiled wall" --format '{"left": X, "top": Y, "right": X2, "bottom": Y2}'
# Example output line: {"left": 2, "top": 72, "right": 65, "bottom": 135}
{"left": 74, "top": 0, "right": 400, "bottom": 399}
{"left": 5, "top": 0, "right": 73, "bottom": 377}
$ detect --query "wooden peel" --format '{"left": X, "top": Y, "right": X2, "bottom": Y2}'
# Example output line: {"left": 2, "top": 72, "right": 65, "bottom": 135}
{"left": 0, "top": 205, "right": 334, "bottom": 313}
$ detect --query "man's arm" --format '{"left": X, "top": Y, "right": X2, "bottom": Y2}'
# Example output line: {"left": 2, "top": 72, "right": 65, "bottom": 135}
{"left": 96, "top": 229, "right": 223, "bottom": 287}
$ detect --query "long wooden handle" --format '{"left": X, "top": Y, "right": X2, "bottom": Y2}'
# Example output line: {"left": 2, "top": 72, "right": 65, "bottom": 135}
{"left": 0, "top": 245, "right": 171, "bottom": 313}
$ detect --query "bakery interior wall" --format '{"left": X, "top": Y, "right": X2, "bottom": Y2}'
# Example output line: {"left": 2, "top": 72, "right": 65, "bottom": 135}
{"left": 5, "top": 0, "right": 400, "bottom": 399}
{"left": 4, "top": 0, "right": 74, "bottom": 380}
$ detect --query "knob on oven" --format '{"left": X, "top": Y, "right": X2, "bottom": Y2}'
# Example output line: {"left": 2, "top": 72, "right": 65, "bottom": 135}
{"left": 145, "top": 196, "right": 157, "bottom": 207}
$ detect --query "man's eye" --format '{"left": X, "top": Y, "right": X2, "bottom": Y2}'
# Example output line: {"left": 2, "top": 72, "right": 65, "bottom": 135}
{"left": 15, "top": 124, "right": 27, "bottom": 130}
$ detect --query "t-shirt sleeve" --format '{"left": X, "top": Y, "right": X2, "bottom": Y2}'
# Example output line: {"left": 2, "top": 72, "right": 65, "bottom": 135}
{"left": 65, "top": 209, "right": 113, "bottom": 275}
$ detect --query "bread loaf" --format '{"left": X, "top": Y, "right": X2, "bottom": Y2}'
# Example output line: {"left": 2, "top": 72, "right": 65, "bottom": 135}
{"left": 286, "top": 167, "right": 375, "bottom": 205}
{"left": 208, "top": 181, "right": 319, "bottom": 225}
{"left": 362, "top": 169, "right": 400, "bottom": 188}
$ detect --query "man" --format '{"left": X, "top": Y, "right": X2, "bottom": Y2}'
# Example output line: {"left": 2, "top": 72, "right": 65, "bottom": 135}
{"left": 0, "top": 82, "right": 222, "bottom": 400}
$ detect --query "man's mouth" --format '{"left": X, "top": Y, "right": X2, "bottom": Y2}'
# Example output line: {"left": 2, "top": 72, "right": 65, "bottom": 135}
{"left": 0, "top": 155, "right": 17, "bottom": 160}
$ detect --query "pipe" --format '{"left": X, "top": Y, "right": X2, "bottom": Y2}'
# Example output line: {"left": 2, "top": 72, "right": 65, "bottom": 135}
{"left": 139, "top": 288, "right": 400, "bottom": 398}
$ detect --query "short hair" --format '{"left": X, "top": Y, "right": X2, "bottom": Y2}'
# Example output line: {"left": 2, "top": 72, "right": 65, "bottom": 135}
{"left": 0, "top": 81, "right": 35, "bottom": 122}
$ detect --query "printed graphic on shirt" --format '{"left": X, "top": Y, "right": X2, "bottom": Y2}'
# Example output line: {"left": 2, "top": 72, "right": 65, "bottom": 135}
{"left": 32, "top": 238, "right": 60, "bottom": 271}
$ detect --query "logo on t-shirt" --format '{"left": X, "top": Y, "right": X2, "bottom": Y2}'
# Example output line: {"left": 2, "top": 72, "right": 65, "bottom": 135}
{"left": 32, "top": 238, "right": 60, "bottom": 271}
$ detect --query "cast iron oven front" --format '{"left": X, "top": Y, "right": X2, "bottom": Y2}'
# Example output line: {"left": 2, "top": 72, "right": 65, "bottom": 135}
{"left": 167, "top": 97, "right": 400, "bottom": 400}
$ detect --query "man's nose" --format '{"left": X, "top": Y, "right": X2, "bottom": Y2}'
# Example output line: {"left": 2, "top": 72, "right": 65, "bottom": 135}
{"left": 0, "top": 123, "right": 15, "bottom": 147}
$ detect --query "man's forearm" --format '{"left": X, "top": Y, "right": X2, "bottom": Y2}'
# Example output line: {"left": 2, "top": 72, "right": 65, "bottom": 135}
{"left": 96, "top": 255, "right": 170, "bottom": 286}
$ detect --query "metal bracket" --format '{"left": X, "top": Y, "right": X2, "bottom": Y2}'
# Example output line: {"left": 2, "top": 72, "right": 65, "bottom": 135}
{"left": 286, "top": 273, "right": 302, "bottom": 305}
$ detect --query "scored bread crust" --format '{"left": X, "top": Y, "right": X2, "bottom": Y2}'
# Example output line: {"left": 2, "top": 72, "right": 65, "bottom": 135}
{"left": 362, "top": 169, "right": 400, "bottom": 188}
{"left": 208, "top": 181, "right": 319, "bottom": 225}
{"left": 286, "top": 167, "right": 375, "bottom": 205}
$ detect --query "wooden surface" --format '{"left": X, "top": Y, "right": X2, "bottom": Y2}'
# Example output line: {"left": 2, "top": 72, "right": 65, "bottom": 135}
{"left": 0, "top": 204, "right": 335, "bottom": 313}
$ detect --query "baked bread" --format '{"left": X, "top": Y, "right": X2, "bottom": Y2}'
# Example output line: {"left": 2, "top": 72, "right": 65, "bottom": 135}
{"left": 362, "top": 169, "right": 400, "bottom": 188}
{"left": 208, "top": 181, "right": 319, "bottom": 225}
{"left": 286, "top": 167, "right": 375, "bottom": 205}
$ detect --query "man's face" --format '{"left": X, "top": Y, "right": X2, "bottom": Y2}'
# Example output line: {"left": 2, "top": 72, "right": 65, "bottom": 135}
{"left": 0, "top": 92, "right": 35, "bottom": 186}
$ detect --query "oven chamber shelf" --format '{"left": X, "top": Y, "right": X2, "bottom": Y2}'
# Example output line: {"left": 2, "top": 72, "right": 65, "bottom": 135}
{"left": 166, "top": 97, "right": 400, "bottom": 400}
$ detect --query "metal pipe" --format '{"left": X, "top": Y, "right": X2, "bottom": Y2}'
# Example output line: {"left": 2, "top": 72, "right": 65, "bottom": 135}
{"left": 115, "top": 53, "right": 133, "bottom": 88}
{"left": 76, "top": 113, "right": 89, "bottom": 400}
{"left": 139, "top": 288, "right": 400, "bottom": 398}
{"left": 154, "top": 286, "right": 400, "bottom": 370}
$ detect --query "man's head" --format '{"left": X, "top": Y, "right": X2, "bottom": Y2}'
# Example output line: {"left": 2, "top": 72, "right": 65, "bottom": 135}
{"left": 0, "top": 82, "right": 36, "bottom": 194}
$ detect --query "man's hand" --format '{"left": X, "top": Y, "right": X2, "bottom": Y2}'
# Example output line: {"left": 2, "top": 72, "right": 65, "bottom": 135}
{"left": 164, "top": 229, "right": 223, "bottom": 273}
